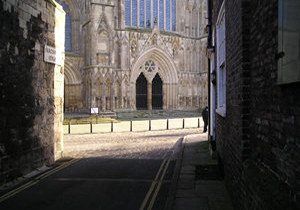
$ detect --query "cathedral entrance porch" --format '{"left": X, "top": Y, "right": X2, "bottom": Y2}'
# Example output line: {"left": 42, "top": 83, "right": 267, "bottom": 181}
{"left": 131, "top": 47, "right": 179, "bottom": 111}
{"left": 136, "top": 73, "right": 163, "bottom": 110}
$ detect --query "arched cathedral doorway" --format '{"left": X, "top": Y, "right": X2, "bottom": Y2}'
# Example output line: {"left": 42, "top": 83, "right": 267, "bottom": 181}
{"left": 131, "top": 47, "right": 179, "bottom": 110}
{"left": 152, "top": 74, "right": 163, "bottom": 109}
{"left": 136, "top": 73, "right": 148, "bottom": 110}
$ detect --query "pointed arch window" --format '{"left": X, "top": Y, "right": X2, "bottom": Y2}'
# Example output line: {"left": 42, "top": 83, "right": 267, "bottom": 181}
{"left": 153, "top": 0, "right": 158, "bottom": 25}
{"left": 56, "top": 0, "right": 72, "bottom": 52}
{"left": 172, "top": 0, "right": 176, "bottom": 31}
{"left": 159, "top": 0, "right": 164, "bottom": 30}
{"left": 65, "top": 13, "right": 72, "bottom": 52}
{"left": 125, "top": 0, "right": 131, "bottom": 26}
{"left": 125, "top": 0, "right": 176, "bottom": 31}
{"left": 132, "top": 0, "right": 138, "bottom": 26}
{"left": 140, "top": 0, "right": 145, "bottom": 27}
{"left": 146, "top": 0, "right": 151, "bottom": 28}
{"left": 166, "top": 0, "right": 171, "bottom": 31}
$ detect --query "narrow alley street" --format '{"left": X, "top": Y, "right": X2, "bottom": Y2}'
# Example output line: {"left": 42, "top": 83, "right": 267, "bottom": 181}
{"left": 1, "top": 0, "right": 298, "bottom": 209}
{"left": 0, "top": 129, "right": 201, "bottom": 210}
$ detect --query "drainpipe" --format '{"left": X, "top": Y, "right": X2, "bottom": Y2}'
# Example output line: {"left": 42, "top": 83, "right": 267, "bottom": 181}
{"left": 207, "top": 0, "right": 216, "bottom": 152}
{"left": 207, "top": 0, "right": 212, "bottom": 50}
{"left": 207, "top": 0, "right": 212, "bottom": 139}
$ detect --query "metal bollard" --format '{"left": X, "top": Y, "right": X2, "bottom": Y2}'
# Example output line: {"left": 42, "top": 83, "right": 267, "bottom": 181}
{"left": 167, "top": 119, "right": 169, "bottom": 130}
{"left": 68, "top": 122, "right": 71, "bottom": 134}
{"left": 90, "top": 122, "right": 93, "bottom": 133}
{"left": 183, "top": 118, "right": 185, "bottom": 129}
{"left": 198, "top": 118, "right": 200, "bottom": 128}
{"left": 149, "top": 119, "right": 151, "bottom": 131}
{"left": 130, "top": 120, "right": 133, "bottom": 132}
{"left": 111, "top": 121, "right": 113, "bottom": 132}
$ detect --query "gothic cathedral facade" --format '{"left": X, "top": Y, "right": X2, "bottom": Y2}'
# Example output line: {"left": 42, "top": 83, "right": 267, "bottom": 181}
{"left": 57, "top": 0, "right": 208, "bottom": 113}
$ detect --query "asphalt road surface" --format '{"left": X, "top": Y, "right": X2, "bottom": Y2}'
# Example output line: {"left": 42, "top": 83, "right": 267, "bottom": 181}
{"left": 0, "top": 129, "right": 201, "bottom": 210}
{"left": 1, "top": 158, "right": 175, "bottom": 210}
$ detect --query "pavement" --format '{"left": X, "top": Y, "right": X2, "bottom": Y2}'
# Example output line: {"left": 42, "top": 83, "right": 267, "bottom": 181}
{"left": 170, "top": 134, "right": 234, "bottom": 210}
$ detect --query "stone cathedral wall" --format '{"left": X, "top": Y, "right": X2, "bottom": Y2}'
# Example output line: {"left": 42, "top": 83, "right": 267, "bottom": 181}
{"left": 60, "top": 0, "right": 208, "bottom": 112}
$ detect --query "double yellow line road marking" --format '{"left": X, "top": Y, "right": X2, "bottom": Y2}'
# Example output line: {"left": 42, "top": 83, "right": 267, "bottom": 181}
{"left": 0, "top": 158, "right": 79, "bottom": 203}
{"left": 1, "top": 158, "right": 172, "bottom": 209}
{"left": 139, "top": 159, "right": 171, "bottom": 210}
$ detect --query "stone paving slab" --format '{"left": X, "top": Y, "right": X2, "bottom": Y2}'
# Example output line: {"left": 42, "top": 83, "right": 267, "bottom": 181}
{"left": 181, "top": 166, "right": 196, "bottom": 174}
{"left": 177, "top": 180, "right": 195, "bottom": 189}
{"left": 196, "top": 180, "right": 231, "bottom": 198}
{"left": 175, "top": 189, "right": 198, "bottom": 198}
{"left": 171, "top": 134, "right": 233, "bottom": 210}
{"left": 173, "top": 197, "right": 210, "bottom": 210}
{"left": 179, "top": 174, "right": 194, "bottom": 180}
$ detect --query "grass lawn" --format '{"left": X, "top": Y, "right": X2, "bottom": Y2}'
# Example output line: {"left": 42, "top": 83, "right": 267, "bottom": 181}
{"left": 63, "top": 116, "right": 119, "bottom": 125}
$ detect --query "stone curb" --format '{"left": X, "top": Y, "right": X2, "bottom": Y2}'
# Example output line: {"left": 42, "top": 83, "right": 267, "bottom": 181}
{"left": 0, "top": 158, "right": 73, "bottom": 196}
{"left": 164, "top": 135, "right": 188, "bottom": 210}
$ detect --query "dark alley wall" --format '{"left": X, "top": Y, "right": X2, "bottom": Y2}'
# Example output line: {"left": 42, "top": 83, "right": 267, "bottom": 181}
{"left": 0, "top": 0, "right": 64, "bottom": 186}
{"left": 247, "top": 0, "right": 299, "bottom": 209}
{"left": 213, "top": 0, "right": 251, "bottom": 209}
{"left": 212, "top": 0, "right": 299, "bottom": 209}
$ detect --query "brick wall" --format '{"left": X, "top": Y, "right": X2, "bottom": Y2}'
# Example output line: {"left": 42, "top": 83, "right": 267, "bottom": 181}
{"left": 212, "top": 0, "right": 299, "bottom": 209}
{"left": 246, "top": 0, "right": 299, "bottom": 209}
{"left": 0, "top": 0, "right": 64, "bottom": 185}
{"left": 213, "top": 0, "right": 250, "bottom": 209}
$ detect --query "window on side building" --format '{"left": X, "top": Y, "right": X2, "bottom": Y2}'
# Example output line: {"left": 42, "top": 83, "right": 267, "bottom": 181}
{"left": 216, "top": 1, "right": 226, "bottom": 117}
{"left": 278, "top": 0, "right": 300, "bottom": 84}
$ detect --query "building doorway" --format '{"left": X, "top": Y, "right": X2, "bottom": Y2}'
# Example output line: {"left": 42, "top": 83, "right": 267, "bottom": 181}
{"left": 136, "top": 73, "right": 148, "bottom": 109}
{"left": 152, "top": 74, "right": 163, "bottom": 109}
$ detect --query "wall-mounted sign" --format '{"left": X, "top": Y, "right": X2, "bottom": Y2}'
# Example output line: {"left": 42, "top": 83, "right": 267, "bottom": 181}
{"left": 44, "top": 45, "right": 63, "bottom": 65}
